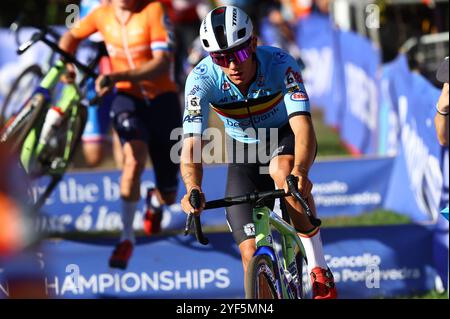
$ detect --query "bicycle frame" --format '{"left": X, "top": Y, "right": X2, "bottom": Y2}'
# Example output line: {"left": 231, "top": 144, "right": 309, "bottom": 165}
{"left": 20, "top": 61, "right": 81, "bottom": 175}
{"left": 253, "top": 205, "right": 305, "bottom": 299}
{"left": 186, "top": 176, "right": 321, "bottom": 299}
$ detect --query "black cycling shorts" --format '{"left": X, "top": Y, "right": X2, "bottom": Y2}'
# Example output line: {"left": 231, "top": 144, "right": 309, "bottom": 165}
{"left": 225, "top": 124, "right": 300, "bottom": 245}
{"left": 110, "top": 92, "right": 182, "bottom": 193}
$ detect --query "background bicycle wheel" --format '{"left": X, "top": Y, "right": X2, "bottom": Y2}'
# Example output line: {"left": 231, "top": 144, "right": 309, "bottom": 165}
{"left": 0, "top": 64, "right": 42, "bottom": 127}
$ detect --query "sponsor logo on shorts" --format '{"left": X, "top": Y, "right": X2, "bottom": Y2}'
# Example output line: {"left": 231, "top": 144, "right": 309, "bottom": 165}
{"left": 243, "top": 223, "right": 255, "bottom": 236}
{"left": 271, "top": 145, "right": 285, "bottom": 157}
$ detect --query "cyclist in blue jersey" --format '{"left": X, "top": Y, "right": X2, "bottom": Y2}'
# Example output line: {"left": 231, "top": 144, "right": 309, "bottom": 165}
{"left": 180, "top": 5, "right": 337, "bottom": 299}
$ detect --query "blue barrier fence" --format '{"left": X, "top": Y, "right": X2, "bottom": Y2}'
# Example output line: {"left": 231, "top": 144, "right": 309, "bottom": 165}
{"left": 36, "top": 157, "right": 396, "bottom": 235}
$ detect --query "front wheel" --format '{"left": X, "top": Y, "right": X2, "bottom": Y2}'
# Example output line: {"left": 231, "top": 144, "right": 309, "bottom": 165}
{"left": 245, "top": 254, "right": 280, "bottom": 299}
{"left": 0, "top": 93, "right": 47, "bottom": 155}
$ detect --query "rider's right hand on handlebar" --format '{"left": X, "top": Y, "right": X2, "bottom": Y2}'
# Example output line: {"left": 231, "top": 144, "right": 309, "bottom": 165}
{"left": 95, "top": 74, "right": 114, "bottom": 97}
{"left": 181, "top": 187, "right": 205, "bottom": 216}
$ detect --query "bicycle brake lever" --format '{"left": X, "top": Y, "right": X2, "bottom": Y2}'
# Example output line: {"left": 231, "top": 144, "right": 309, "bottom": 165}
{"left": 194, "top": 215, "right": 209, "bottom": 245}
{"left": 184, "top": 213, "right": 193, "bottom": 236}
{"left": 188, "top": 189, "right": 209, "bottom": 245}
{"left": 286, "top": 175, "right": 321, "bottom": 227}
{"left": 17, "top": 32, "right": 43, "bottom": 55}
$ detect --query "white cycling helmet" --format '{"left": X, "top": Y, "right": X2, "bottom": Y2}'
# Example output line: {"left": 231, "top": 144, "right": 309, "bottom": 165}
{"left": 199, "top": 5, "right": 253, "bottom": 53}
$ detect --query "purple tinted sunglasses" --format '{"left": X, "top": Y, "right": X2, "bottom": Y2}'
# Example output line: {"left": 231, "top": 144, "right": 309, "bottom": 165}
{"left": 210, "top": 41, "right": 253, "bottom": 67}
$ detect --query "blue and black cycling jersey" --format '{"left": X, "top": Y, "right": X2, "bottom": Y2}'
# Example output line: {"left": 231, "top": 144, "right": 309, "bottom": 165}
{"left": 182, "top": 46, "right": 311, "bottom": 144}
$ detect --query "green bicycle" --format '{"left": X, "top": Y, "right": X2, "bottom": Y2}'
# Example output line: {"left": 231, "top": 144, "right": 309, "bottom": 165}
{"left": 0, "top": 27, "right": 103, "bottom": 211}
{"left": 185, "top": 175, "right": 322, "bottom": 299}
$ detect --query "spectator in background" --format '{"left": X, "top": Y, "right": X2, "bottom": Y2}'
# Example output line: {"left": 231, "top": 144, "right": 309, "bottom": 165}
{"left": 159, "top": 0, "right": 204, "bottom": 87}
{"left": 281, "top": 0, "right": 331, "bottom": 22}
{"left": 434, "top": 56, "right": 449, "bottom": 146}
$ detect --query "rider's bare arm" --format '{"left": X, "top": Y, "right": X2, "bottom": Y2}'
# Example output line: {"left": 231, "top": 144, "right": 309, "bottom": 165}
{"left": 180, "top": 136, "right": 206, "bottom": 214}
{"left": 58, "top": 32, "right": 83, "bottom": 82}
{"left": 289, "top": 115, "right": 317, "bottom": 177}
{"left": 180, "top": 136, "right": 204, "bottom": 191}
{"left": 58, "top": 31, "right": 82, "bottom": 54}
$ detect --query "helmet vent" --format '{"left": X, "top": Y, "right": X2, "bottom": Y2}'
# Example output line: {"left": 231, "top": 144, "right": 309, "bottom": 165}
{"left": 214, "top": 25, "right": 228, "bottom": 49}
{"left": 202, "top": 39, "right": 210, "bottom": 48}
{"left": 237, "top": 28, "right": 246, "bottom": 39}
{"left": 213, "top": 7, "right": 226, "bottom": 15}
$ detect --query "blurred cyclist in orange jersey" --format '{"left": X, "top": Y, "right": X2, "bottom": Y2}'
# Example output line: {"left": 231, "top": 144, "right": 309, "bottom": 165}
{"left": 0, "top": 145, "right": 47, "bottom": 298}
{"left": 59, "top": 0, "right": 181, "bottom": 269}
{"left": 77, "top": 0, "right": 124, "bottom": 169}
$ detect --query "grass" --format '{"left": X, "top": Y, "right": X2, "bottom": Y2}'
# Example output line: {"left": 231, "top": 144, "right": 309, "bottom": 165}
{"left": 312, "top": 108, "right": 350, "bottom": 158}
{"left": 321, "top": 209, "right": 412, "bottom": 227}
{"left": 396, "top": 290, "right": 448, "bottom": 299}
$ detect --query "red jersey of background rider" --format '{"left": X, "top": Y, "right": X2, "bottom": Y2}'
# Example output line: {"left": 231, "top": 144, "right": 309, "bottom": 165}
{"left": 71, "top": 1, "right": 177, "bottom": 99}
{"left": 158, "top": 0, "right": 200, "bottom": 25}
